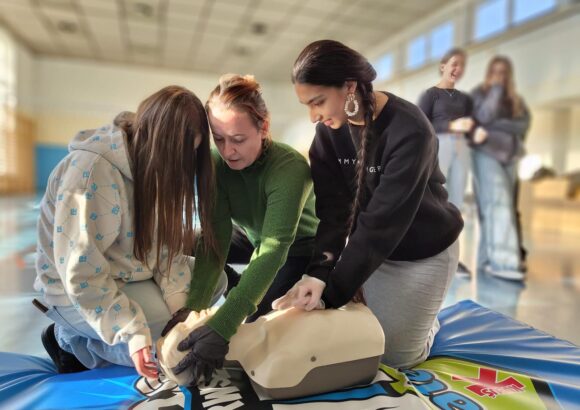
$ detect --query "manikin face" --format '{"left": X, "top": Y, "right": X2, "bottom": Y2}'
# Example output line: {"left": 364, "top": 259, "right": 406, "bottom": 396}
{"left": 440, "top": 54, "right": 466, "bottom": 84}
{"left": 208, "top": 102, "right": 267, "bottom": 170}
{"left": 294, "top": 81, "right": 356, "bottom": 129}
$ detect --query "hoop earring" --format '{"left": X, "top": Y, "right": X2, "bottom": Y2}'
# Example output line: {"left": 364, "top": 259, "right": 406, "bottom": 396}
{"left": 344, "top": 93, "right": 359, "bottom": 117}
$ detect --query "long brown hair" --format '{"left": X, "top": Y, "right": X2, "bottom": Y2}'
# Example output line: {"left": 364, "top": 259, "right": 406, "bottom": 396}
{"left": 123, "top": 85, "right": 217, "bottom": 271}
{"left": 206, "top": 73, "right": 272, "bottom": 147}
{"left": 483, "top": 55, "right": 523, "bottom": 117}
{"left": 292, "top": 39, "right": 376, "bottom": 232}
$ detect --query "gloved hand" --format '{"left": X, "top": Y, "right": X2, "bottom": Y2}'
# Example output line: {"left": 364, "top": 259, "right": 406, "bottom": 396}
{"left": 172, "top": 325, "right": 229, "bottom": 384}
{"left": 272, "top": 275, "right": 326, "bottom": 311}
{"left": 160, "top": 307, "right": 192, "bottom": 337}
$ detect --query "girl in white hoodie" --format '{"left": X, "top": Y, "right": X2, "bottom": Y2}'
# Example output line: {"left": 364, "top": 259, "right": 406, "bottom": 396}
{"left": 34, "top": 85, "right": 220, "bottom": 378}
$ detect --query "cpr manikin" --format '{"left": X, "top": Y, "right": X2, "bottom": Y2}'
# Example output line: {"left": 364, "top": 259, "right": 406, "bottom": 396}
{"left": 157, "top": 303, "right": 384, "bottom": 399}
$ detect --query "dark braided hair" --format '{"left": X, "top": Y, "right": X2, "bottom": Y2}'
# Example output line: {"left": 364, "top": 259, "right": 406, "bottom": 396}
{"left": 292, "top": 40, "right": 377, "bottom": 232}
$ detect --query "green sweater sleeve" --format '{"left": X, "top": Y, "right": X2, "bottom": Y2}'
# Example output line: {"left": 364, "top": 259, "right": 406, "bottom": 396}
{"left": 206, "top": 156, "right": 314, "bottom": 340}
{"left": 186, "top": 179, "right": 232, "bottom": 311}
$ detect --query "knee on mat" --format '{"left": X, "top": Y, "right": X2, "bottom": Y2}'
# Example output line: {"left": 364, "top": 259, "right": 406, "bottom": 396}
{"left": 381, "top": 346, "right": 430, "bottom": 370}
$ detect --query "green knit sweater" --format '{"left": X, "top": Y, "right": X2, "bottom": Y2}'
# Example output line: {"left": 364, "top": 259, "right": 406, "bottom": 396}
{"left": 186, "top": 141, "right": 318, "bottom": 340}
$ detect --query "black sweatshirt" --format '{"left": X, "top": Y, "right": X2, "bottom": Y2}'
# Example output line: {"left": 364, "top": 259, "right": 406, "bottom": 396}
{"left": 307, "top": 92, "right": 463, "bottom": 308}
{"left": 417, "top": 87, "right": 473, "bottom": 134}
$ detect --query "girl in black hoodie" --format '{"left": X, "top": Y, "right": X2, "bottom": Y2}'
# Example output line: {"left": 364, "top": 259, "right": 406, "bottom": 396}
{"left": 273, "top": 40, "right": 463, "bottom": 369}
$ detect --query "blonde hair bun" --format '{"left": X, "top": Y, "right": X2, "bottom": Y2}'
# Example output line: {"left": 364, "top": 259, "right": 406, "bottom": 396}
{"left": 218, "top": 73, "right": 261, "bottom": 95}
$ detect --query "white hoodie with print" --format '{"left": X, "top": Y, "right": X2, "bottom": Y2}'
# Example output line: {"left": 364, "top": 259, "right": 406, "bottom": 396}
{"left": 34, "top": 114, "right": 191, "bottom": 356}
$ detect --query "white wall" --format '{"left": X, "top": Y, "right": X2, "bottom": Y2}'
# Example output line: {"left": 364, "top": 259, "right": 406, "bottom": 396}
{"left": 15, "top": 42, "right": 36, "bottom": 118}
{"left": 380, "top": 13, "right": 580, "bottom": 107}
{"left": 11, "top": 8, "right": 580, "bottom": 171}
{"left": 0, "top": 25, "right": 36, "bottom": 117}
{"left": 34, "top": 57, "right": 306, "bottom": 145}
{"left": 568, "top": 106, "right": 580, "bottom": 173}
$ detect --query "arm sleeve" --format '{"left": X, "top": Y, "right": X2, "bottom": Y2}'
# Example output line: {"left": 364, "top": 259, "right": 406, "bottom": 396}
{"left": 485, "top": 99, "right": 531, "bottom": 136}
{"left": 306, "top": 128, "right": 353, "bottom": 283}
{"left": 54, "top": 160, "right": 151, "bottom": 356}
{"left": 472, "top": 85, "right": 504, "bottom": 125}
{"left": 418, "top": 90, "right": 449, "bottom": 133}
{"left": 465, "top": 95, "right": 475, "bottom": 141}
{"left": 152, "top": 254, "right": 192, "bottom": 315}
{"left": 417, "top": 91, "right": 433, "bottom": 119}
{"left": 322, "top": 128, "right": 436, "bottom": 308}
{"left": 207, "top": 158, "right": 314, "bottom": 340}
{"left": 466, "top": 94, "right": 474, "bottom": 116}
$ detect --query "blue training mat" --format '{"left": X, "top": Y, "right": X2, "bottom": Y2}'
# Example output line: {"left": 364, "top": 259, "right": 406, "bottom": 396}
{"left": 1, "top": 300, "right": 579, "bottom": 409}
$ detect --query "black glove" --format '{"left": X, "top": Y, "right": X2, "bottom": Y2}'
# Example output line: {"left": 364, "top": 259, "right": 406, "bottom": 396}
{"left": 172, "top": 325, "right": 229, "bottom": 384}
{"left": 160, "top": 307, "right": 192, "bottom": 337}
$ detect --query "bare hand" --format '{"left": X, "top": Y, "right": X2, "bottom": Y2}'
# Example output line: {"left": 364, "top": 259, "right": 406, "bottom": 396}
{"left": 473, "top": 126, "right": 488, "bottom": 144}
{"left": 449, "top": 117, "right": 474, "bottom": 133}
{"left": 272, "top": 276, "right": 326, "bottom": 311}
{"left": 131, "top": 346, "right": 158, "bottom": 379}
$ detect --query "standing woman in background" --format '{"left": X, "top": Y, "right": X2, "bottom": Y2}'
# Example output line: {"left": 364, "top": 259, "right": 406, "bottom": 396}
{"left": 34, "top": 86, "right": 219, "bottom": 378}
{"left": 470, "top": 56, "right": 531, "bottom": 281}
{"left": 273, "top": 40, "right": 463, "bottom": 369}
{"left": 418, "top": 48, "right": 474, "bottom": 277}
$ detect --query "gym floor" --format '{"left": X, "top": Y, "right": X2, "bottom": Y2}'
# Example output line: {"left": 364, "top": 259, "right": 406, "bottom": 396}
{"left": 1, "top": 193, "right": 578, "bottom": 360}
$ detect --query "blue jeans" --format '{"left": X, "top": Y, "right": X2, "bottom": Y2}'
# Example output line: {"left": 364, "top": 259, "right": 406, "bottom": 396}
{"left": 47, "top": 275, "right": 227, "bottom": 369}
{"left": 471, "top": 150, "right": 521, "bottom": 272}
{"left": 438, "top": 134, "right": 471, "bottom": 210}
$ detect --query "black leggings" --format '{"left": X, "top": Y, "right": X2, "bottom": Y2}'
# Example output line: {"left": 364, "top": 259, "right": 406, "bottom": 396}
{"left": 226, "top": 227, "right": 310, "bottom": 322}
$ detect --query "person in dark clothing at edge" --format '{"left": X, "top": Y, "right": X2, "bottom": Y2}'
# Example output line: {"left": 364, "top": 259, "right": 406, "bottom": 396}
{"left": 418, "top": 48, "right": 474, "bottom": 278}
{"left": 273, "top": 40, "right": 463, "bottom": 369}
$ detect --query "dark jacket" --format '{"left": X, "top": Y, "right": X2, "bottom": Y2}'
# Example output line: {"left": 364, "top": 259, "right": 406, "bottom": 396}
{"left": 307, "top": 92, "right": 464, "bottom": 308}
{"left": 471, "top": 84, "right": 531, "bottom": 164}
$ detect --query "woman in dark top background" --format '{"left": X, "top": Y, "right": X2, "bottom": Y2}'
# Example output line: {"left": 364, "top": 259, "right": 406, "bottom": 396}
{"left": 418, "top": 48, "right": 474, "bottom": 277}
{"left": 273, "top": 40, "right": 463, "bottom": 369}
{"left": 470, "top": 56, "right": 531, "bottom": 282}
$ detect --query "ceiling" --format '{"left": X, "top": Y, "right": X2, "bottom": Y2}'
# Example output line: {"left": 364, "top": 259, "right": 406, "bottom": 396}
{"left": 0, "top": 0, "right": 449, "bottom": 81}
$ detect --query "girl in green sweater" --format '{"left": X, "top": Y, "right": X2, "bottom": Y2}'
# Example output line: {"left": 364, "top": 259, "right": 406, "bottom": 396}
{"left": 162, "top": 74, "right": 318, "bottom": 383}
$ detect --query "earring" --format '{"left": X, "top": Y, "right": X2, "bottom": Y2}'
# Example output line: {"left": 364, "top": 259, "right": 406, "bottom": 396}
{"left": 344, "top": 93, "right": 359, "bottom": 117}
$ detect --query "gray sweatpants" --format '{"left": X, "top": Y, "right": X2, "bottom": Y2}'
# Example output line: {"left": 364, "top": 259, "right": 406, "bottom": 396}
{"left": 363, "top": 240, "right": 459, "bottom": 369}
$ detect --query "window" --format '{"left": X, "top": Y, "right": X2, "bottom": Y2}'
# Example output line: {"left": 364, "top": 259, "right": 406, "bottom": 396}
{"left": 430, "top": 22, "right": 454, "bottom": 61}
{"left": 474, "top": 0, "right": 509, "bottom": 41}
{"left": 0, "top": 29, "right": 16, "bottom": 180}
{"left": 407, "top": 35, "right": 427, "bottom": 69}
{"left": 405, "top": 21, "right": 455, "bottom": 70}
{"left": 375, "top": 53, "right": 394, "bottom": 81}
{"left": 513, "top": 0, "right": 556, "bottom": 25}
